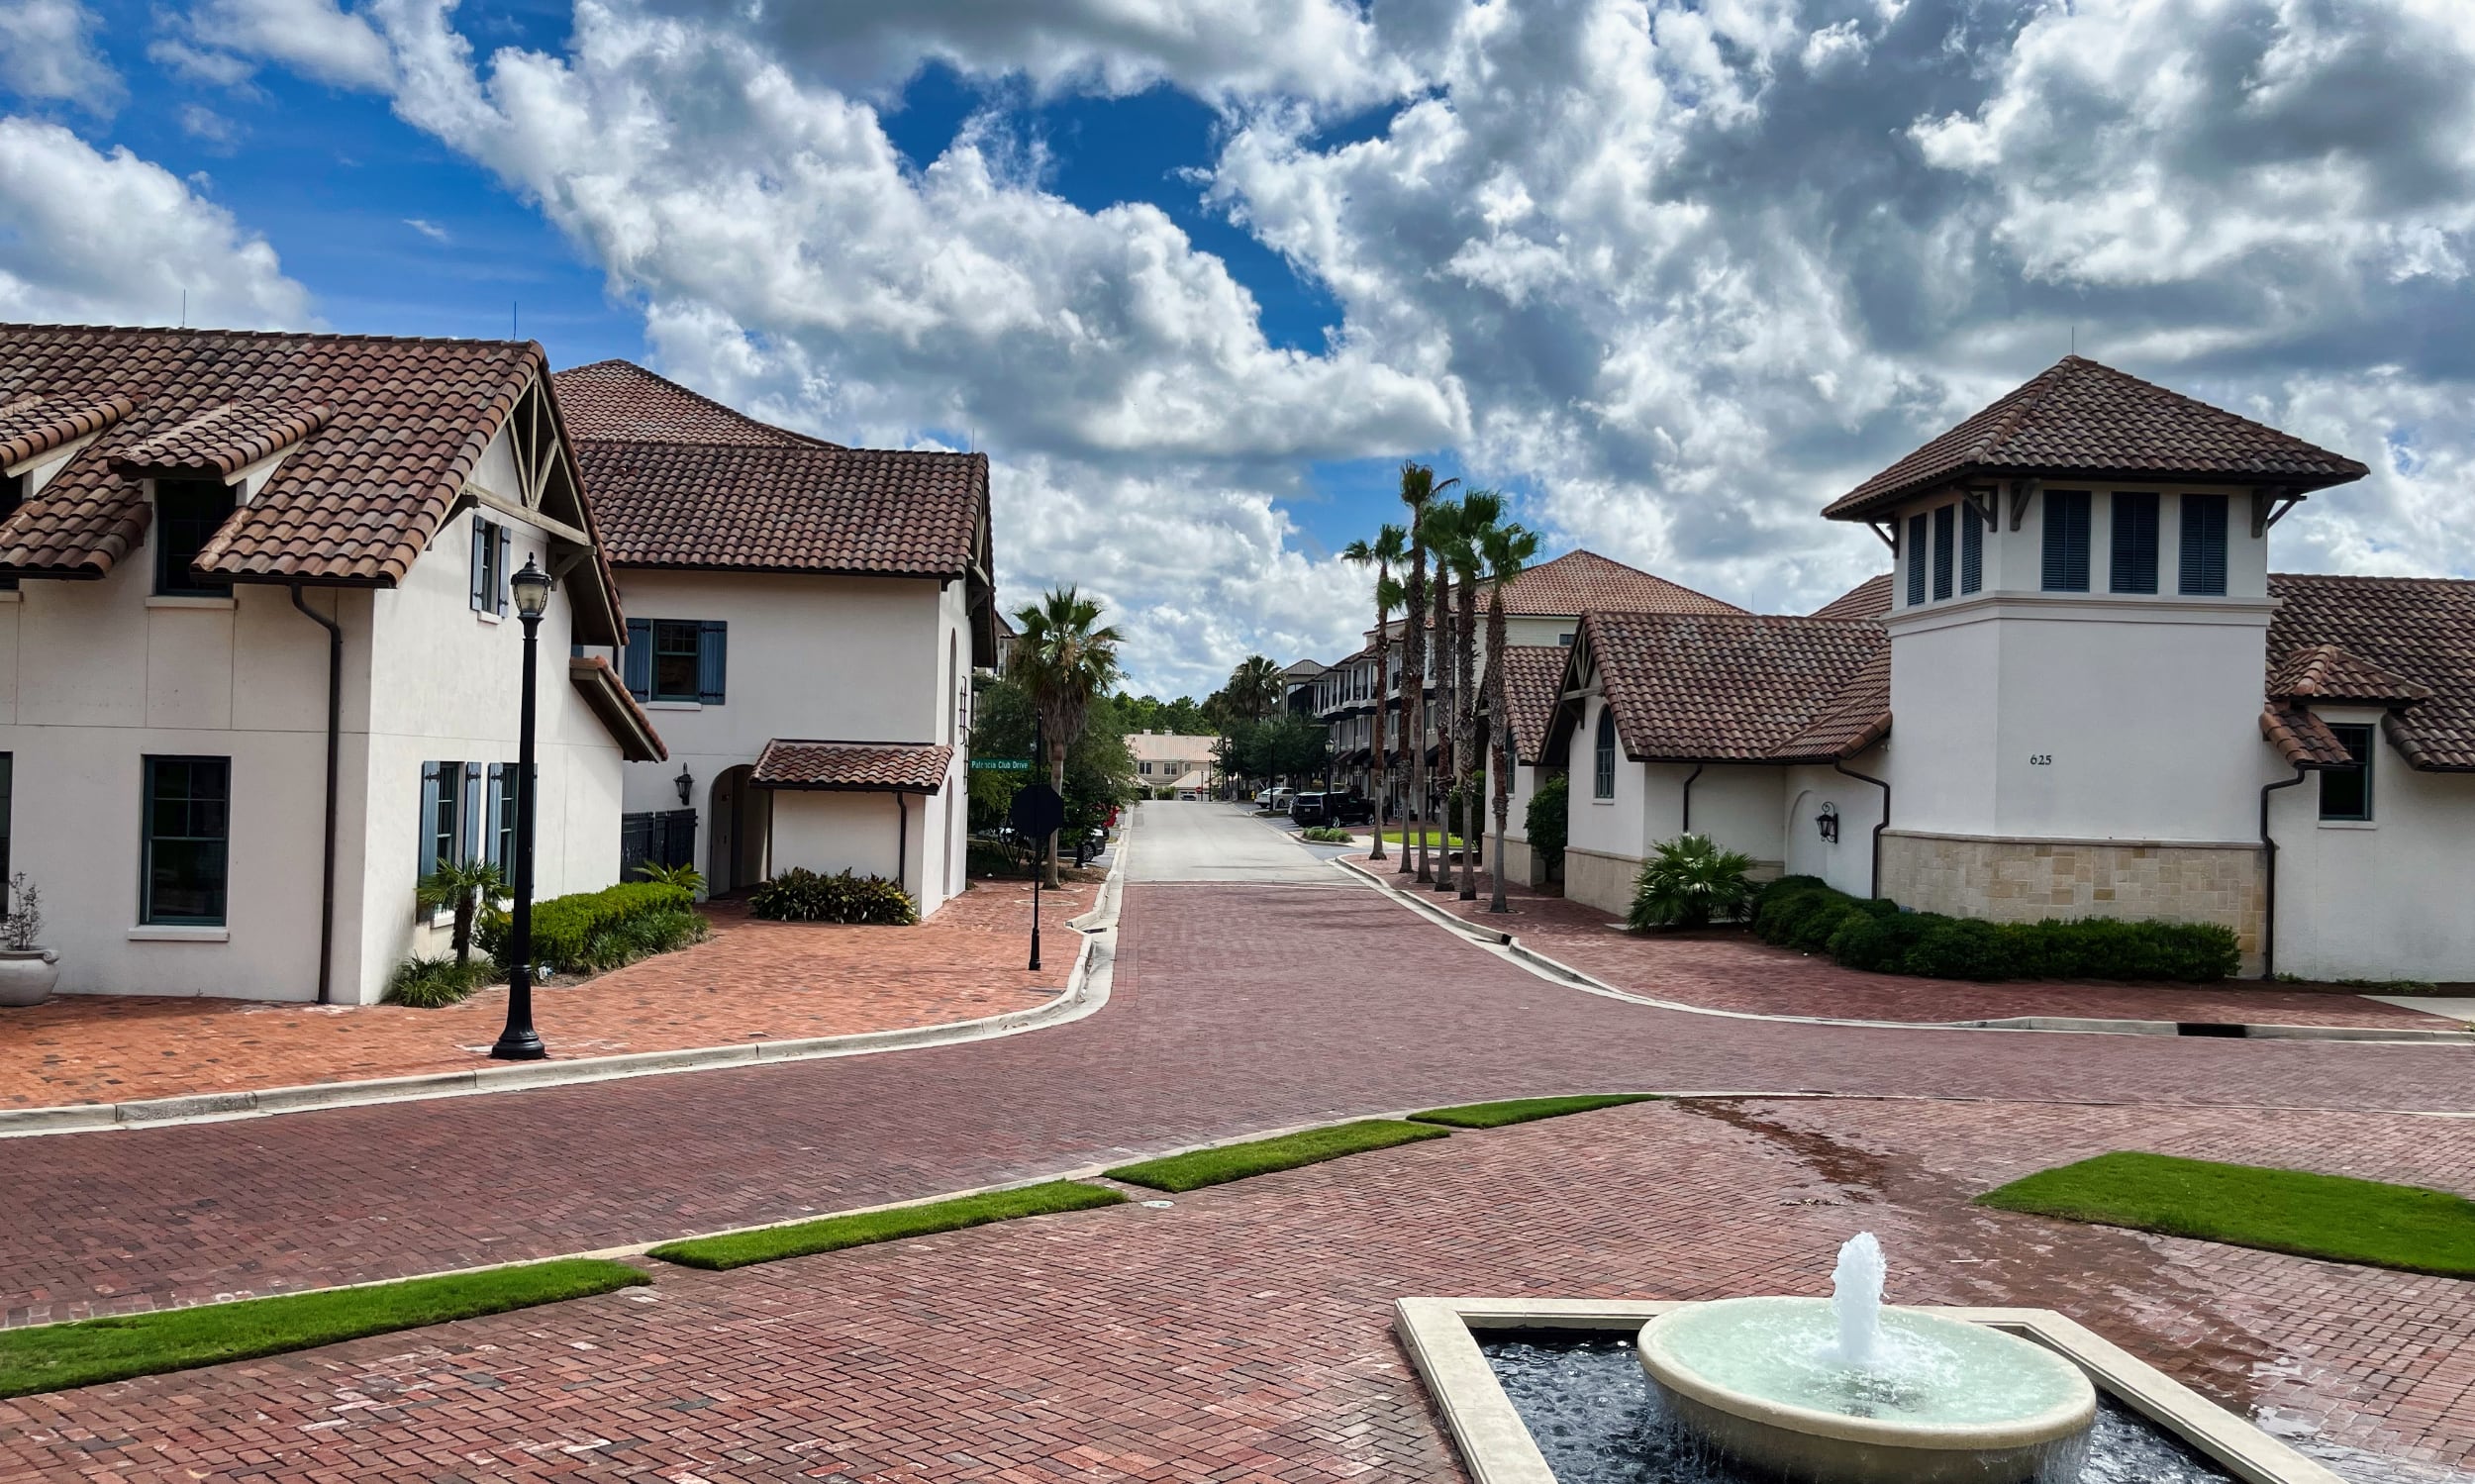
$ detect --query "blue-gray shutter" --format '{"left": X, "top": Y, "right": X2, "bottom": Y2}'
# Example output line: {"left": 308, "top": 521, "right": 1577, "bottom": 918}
{"left": 698, "top": 621, "right": 728, "bottom": 705}
{"left": 460, "top": 762, "right": 482, "bottom": 865}
{"left": 1930, "top": 505, "right": 1955, "bottom": 601}
{"left": 2179, "top": 494, "right": 2228, "bottom": 595}
{"left": 1960, "top": 504, "right": 1983, "bottom": 593}
{"left": 2110, "top": 492, "right": 2159, "bottom": 593}
{"left": 1905, "top": 514, "right": 1928, "bottom": 606}
{"left": 495, "top": 527, "right": 513, "bottom": 615}
{"left": 482, "top": 764, "right": 503, "bottom": 869}
{"left": 623, "top": 619, "right": 653, "bottom": 699}
{"left": 468, "top": 521, "right": 489, "bottom": 611}
{"left": 419, "top": 762, "right": 442, "bottom": 873}
{"left": 2041, "top": 490, "right": 2090, "bottom": 592}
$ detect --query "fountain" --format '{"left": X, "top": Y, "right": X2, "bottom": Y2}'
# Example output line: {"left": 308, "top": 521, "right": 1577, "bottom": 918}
{"left": 1634, "top": 1234, "right": 2097, "bottom": 1483}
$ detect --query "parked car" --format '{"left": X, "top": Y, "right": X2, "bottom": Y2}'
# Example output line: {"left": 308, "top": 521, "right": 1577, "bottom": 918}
{"left": 1327, "top": 793, "right": 1376, "bottom": 826}
{"left": 1265, "top": 787, "right": 1295, "bottom": 813}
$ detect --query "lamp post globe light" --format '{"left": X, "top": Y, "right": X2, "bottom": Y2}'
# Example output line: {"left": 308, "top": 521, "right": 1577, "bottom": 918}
{"left": 491, "top": 556, "right": 555, "bottom": 1061}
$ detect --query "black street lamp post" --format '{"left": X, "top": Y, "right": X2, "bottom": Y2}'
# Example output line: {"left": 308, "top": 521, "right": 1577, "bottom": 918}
{"left": 490, "top": 556, "right": 554, "bottom": 1061}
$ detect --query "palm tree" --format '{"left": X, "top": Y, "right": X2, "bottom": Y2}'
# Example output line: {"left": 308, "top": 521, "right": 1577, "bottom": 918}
{"left": 1228, "top": 654, "right": 1285, "bottom": 725}
{"left": 1446, "top": 490, "right": 1503, "bottom": 899}
{"left": 1479, "top": 516, "right": 1540, "bottom": 912}
{"left": 1396, "top": 463, "right": 1455, "bottom": 881}
{"left": 1341, "top": 526, "right": 1408, "bottom": 860}
{"left": 1010, "top": 586, "right": 1124, "bottom": 885}
{"left": 416, "top": 857, "right": 504, "bottom": 967}
{"left": 1420, "top": 496, "right": 1468, "bottom": 893}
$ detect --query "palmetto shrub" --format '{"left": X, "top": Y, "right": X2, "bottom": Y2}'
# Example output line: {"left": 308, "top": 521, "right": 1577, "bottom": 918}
{"left": 386, "top": 953, "right": 497, "bottom": 1008}
{"left": 1626, "top": 834, "right": 1758, "bottom": 931}
{"left": 747, "top": 868, "right": 919, "bottom": 926}
{"left": 1747, "top": 876, "right": 2238, "bottom": 982}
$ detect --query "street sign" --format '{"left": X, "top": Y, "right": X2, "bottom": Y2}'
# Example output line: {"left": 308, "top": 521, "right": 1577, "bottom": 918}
{"left": 970, "top": 757, "right": 1034, "bottom": 772}
{"left": 1008, "top": 781, "right": 1066, "bottom": 841}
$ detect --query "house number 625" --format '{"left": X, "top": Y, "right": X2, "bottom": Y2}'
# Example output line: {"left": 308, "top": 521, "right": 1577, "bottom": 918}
{"left": 2028, "top": 754, "right": 2053, "bottom": 766}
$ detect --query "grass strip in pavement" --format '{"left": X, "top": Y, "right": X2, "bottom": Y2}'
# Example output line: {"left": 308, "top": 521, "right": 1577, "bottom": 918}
{"left": 0, "top": 1258, "right": 647, "bottom": 1399}
{"left": 1977, "top": 1150, "right": 2475, "bottom": 1277}
{"left": 1410, "top": 1093, "right": 1657, "bottom": 1129}
{"left": 1106, "top": 1119, "right": 1450, "bottom": 1193}
{"left": 649, "top": 1180, "right": 1126, "bottom": 1271}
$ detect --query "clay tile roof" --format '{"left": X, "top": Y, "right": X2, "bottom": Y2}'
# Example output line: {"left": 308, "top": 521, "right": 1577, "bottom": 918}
{"left": 111, "top": 397, "right": 332, "bottom": 477}
{"left": 569, "top": 655, "right": 667, "bottom": 763}
{"left": 551, "top": 360, "right": 840, "bottom": 447}
{"left": 1497, "top": 644, "right": 1567, "bottom": 761}
{"left": 2260, "top": 702, "right": 2356, "bottom": 768}
{"left": 1569, "top": 611, "right": 1888, "bottom": 763}
{"left": 0, "top": 390, "right": 136, "bottom": 466}
{"left": 1492, "top": 549, "right": 1743, "bottom": 616}
{"left": 0, "top": 323, "right": 552, "bottom": 586}
{"left": 2268, "top": 573, "right": 2475, "bottom": 770}
{"left": 1825, "top": 356, "right": 2368, "bottom": 521}
{"left": 1810, "top": 573, "right": 1893, "bottom": 623}
{"left": 750, "top": 739, "right": 955, "bottom": 792}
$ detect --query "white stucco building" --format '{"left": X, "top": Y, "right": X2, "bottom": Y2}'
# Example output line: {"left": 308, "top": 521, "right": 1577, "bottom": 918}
{"left": 0, "top": 324, "right": 664, "bottom": 1004}
{"left": 1518, "top": 356, "right": 2473, "bottom": 982}
{"left": 1127, "top": 733, "right": 1221, "bottom": 797}
{"left": 553, "top": 361, "right": 996, "bottom": 917}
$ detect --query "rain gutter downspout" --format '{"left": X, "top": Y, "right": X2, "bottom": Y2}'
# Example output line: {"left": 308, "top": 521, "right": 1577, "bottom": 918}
{"left": 2258, "top": 762, "right": 2313, "bottom": 981}
{"left": 1832, "top": 759, "right": 1891, "bottom": 900}
{"left": 1679, "top": 762, "right": 1704, "bottom": 835}
{"left": 289, "top": 584, "right": 343, "bottom": 1006}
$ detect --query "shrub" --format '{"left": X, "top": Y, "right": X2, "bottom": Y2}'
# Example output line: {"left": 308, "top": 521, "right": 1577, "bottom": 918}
{"left": 1626, "top": 835, "right": 1757, "bottom": 931}
{"left": 634, "top": 860, "right": 706, "bottom": 897}
{"left": 386, "top": 954, "right": 496, "bottom": 1008}
{"left": 1300, "top": 826, "right": 1354, "bottom": 843}
{"left": 1526, "top": 774, "right": 1568, "bottom": 874}
{"left": 1744, "top": 877, "right": 2237, "bottom": 983}
{"left": 746, "top": 867, "right": 919, "bottom": 926}
{"left": 479, "top": 880, "right": 696, "bottom": 976}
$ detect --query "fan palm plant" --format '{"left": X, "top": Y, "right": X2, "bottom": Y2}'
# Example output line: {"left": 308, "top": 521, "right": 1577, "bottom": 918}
{"left": 416, "top": 857, "right": 505, "bottom": 966}
{"left": 1627, "top": 834, "right": 1758, "bottom": 931}
{"left": 1444, "top": 490, "right": 1503, "bottom": 899}
{"left": 1228, "top": 653, "right": 1285, "bottom": 724}
{"left": 1010, "top": 586, "right": 1125, "bottom": 885}
{"left": 1342, "top": 526, "right": 1408, "bottom": 859}
{"left": 1478, "top": 516, "right": 1540, "bottom": 911}
{"left": 1418, "top": 496, "right": 1467, "bottom": 892}
{"left": 1396, "top": 463, "right": 1455, "bottom": 880}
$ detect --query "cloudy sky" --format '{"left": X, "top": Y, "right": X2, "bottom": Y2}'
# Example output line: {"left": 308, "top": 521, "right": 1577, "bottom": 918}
{"left": 4, "top": 0, "right": 2471, "bottom": 696}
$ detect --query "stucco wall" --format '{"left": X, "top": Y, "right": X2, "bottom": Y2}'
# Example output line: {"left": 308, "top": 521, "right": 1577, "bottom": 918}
{"left": 1880, "top": 829, "right": 2264, "bottom": 968}
{"left": 769, "top": 791, "right": 908, "bottom": 884}
{"left": 1781, "top": 754, "right": 1887, "bottom": 900}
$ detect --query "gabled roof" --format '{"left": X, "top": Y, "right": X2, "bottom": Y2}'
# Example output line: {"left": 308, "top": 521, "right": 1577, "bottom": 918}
{"left": 749, "top": 739, "right": 953, "bottom": 792}
{"left": 1546, "top": 612, "right": 1887, "bottom": 765}
{"left": 1492, "top": 549, "right": 1743, "bottom": 616}
{"left": 0, "top": 324, "right": 622, "bottom": 641}
{"left": 2268, "top": 573, "right": 2475, "bottom": 770}
{"left": 553, "top": 360, "right": 840, "bottom": 447}
{"left": 1282, "top": 657, "right": 1328, "bottom": 679}
{"left": 1810, "top": 573, "right": 1892, "bottom": 623}
{"left": 1495, "top": 644, "right": 1568, "bottom": 762}
{"left": 2261, "top": 702, "right": 2355, "bottom": 768}
{"left": 1825, "top": 356, "right": 2367, "bottom": 521}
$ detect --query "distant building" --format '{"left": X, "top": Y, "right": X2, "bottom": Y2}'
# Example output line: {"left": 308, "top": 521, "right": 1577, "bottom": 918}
{"left": 1127, "top": 732, "right": 1221, "bottom": 797}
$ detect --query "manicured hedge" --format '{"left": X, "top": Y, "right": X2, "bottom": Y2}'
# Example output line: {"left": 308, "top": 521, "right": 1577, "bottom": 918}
{"left": 480, "top": 880, "right": 696, "bottom": 974}
{"left": 747, "top": 867, "right": 919, "bottom": 926}
{"left": 1750, "top": 876, "right": 2239, "bottom": 982}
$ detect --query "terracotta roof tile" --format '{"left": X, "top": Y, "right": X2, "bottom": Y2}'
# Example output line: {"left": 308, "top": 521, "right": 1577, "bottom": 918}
{"left": 551, "top": 360, "right": 839, "bottom": 447}
{"left": 1496, "top": 644, "right": 1566, "bottom": 762}
{"left": 571, "top": 440, "right": 986, "bottom": 575}
{"left": 2261, "top": 702, "right": 2356, "bottom": 768}
{"left": 750, "top": 740, "right": 955, "bottom": 792}
{"left": 111, "top": 398, "right": 332, "bottom": 477}
{"left": 1492, "top": 549, "right": 1743, "bottom": 616}
{"left": 2268, "top": 573, "right": 2475, "bottom": 770}
{"left": 569, "top": 655, "right": 667, "bottom": 763}
{"left": 1810, "top": 573, "right": 1892, "bottom": 622}
{"left": 0, "top": 323, "right": 549, "bottom": 586}
{"left": 0, "top": 390, "right": 135, "bottom": 466}
{"left": 1568, "top": 611, "right": 1888, "bottom": 763}
{"left": 1825, "top": 356, "right": 2367, "bottom": 521}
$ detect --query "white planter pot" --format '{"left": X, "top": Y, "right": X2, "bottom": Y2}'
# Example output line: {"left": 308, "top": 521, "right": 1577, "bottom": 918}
{"left": 0, "top": 949, "right": 59, "bottom": 1008}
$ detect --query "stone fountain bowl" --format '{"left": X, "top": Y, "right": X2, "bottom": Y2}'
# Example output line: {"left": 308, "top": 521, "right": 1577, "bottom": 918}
{"left": 1638, "top": 1297, "right": 2098, "bottom": 1484}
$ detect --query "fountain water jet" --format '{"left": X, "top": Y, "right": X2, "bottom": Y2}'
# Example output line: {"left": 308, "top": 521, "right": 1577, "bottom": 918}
{"left": 1636, "top": 1234, "right": 2097, "bottom": 1483}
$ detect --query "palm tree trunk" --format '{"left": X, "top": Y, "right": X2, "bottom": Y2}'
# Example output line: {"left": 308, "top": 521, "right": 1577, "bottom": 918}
{"left": 1401, "top": 550, "right": 1426, "bottom": 880}
{"left": 1045, "top": 738, "right": 1066, "bottom": 887}
{"left": 1487, "top": 595, "right": 1512, "bottom": 912}
{"left": 1369, "top": 622, "right": 1390, "bottom": 862}
{"left": 1431, "top": 573, "right": 1454, "bottom": 890}
{"left": 1457, "top": 576, "right": 1480, "bottom": 899}
{"left": 452, "top": 891, "right": 474, "bottom": 966}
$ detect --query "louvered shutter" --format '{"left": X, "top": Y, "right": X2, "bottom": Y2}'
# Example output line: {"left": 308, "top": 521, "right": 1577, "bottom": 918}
{"left": 698, "top": 621, "right": 728, "bottom": 705}
{"left": 2042, "top": 490, "right": 2090, "bottom": 592}
{"left": 1905, "top": 514, "right": 1928, "bottom": 607}
{"left": 468, "top": 521, "right": 489, "bottom": 611}
{"left": 460, "top": 762, "right": 482, "bottom": 865}
{"left": 496, "top": 528, "right": 513, "bottom": 615}
{"left": 623, "top": 619, "right": 653, "bottom": 699}
{"left": 2179, "top": 494, "right": 2228, "bottom": 595}
{"left": 1931, "top": 505, "right": 1955, "bottom": 601}
{"left": 1960, "top": 504, "right": 1983, "bottom": 593}
{"left": 2109, "top": 492, "right": 2159, "bottom": 593}
{"left": 419, "top": 762, "right": 442, "bottom": 873}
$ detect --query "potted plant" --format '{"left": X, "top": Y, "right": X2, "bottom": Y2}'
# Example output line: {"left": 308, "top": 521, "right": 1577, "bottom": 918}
{"left": 0, "top": 872, "right": 58, "bottom": 1007}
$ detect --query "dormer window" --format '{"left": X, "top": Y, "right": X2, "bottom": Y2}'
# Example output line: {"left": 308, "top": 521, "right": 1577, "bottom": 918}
{"left": 154, "top": 479, "right": 237, "bottom": 597}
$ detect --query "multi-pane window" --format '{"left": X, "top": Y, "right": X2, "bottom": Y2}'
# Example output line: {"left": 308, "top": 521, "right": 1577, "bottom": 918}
{"left": 1905, "top": 513, "right": 1929, "bottom": 606}
{"left": 2110, "top": 491, "right": 2159, "bottom": 594}
{"left": 1959, "top": 503, "right": 1983, "bottom": 594}
{"left": 2319, "top": 724, "right": 2375, "bottom": 822}
{"left": 2040, "top": 489, "right": 2092, "bottom": 592}
{"left": 419, "top": 761, "right": 478, "bottom": 875}
{"left": 1593, "top": 707, "right": 1617, "bottom": 799}
{"left": 469, "top": 516, "right": 511, "bottom": 614}
{"left": 1931, "top": 504, "right": 1956, "bottom": 601}
{"left": 623, "top": 619, "right": 727, "bottom": 704}
{"left": 2179, "top": 493, "right": 2229, "bottom": 595}
{"left": 154, "top": 480, "right": 237, "bottom": 597}
{"left": 142, "top": 755, "right": 230, "bottom": 925}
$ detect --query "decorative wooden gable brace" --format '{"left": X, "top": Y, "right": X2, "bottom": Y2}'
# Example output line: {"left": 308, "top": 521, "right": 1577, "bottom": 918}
{"left": 449, "top": 369, "right": 625, "bottom": 646}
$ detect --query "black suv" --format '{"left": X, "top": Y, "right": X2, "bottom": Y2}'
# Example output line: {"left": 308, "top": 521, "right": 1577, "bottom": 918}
{"left": 1292, "top": 792, "right": 1375, "bottom": 827}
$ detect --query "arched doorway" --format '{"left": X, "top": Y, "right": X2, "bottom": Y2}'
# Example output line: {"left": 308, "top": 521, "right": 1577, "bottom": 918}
{"left": 708, "top": 764, "right": 766, "bottom": 893}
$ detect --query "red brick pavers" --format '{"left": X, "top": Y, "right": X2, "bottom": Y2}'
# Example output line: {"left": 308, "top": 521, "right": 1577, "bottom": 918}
{"left": 4, "top": 876, "right": 2472, "bottom": 1331}
{"left": 1418, "top": 864, "right": 2453, "bottom": 1031}
{"left": 2, "top": 1096, "right": 2465, "bottom": 1483}
{"left": 0, "top": 881, "right": 1092, "bottom": 1110}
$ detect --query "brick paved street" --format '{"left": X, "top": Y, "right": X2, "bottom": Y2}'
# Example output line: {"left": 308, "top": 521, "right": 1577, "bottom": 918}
{"left": 0, "top": 880, "right": 1092, "bottom": 1110}
{"left": 4, "top": 1094, "right": 2466, "bottom": 1483}
{"left": 1404, "top": 860, "right": 2458, "bottom": 1031}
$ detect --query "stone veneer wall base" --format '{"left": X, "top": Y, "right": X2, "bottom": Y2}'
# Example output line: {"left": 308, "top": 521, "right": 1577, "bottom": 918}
{"left": 1880, "top": 830, "right": 2264, "bottom": 975}
{"left": 1562, "top": 846, "right": 1639, "bottom": 917}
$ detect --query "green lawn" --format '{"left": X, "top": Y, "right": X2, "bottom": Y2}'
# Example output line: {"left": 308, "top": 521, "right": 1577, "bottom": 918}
{"left": 1364, "top": 830, "right": 1467, "bottom": 848}
{"left": 1106, "top": 1120, "right": 1450, "bottom": 1193}
{"left": 0, "top": 1258, "right": 647, "bottom": 1399}
{"left": 649, "top": 1181, "right": 1125, "bottom": 1271}
{"left": 1977, "top": 1151, "right": 2475, "bottom": 1277}
{"left": 1410, "top": 1094, "right": 1656, "bottom": 1130}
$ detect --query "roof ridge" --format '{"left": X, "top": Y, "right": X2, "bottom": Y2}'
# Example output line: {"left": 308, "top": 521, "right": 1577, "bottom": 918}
{"left": 1967, "top": 355, "right": 2073, "bottom": 462}
{"left": 0, "top": 321, "right": 539, "bottom": 351}
{"left": 552, "top": 358, "right": 841, "bottom": 448}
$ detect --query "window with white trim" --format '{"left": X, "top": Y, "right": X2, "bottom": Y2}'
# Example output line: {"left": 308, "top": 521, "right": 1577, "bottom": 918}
{"left": 469, "top": 516, "right": 511, "bottom": 614}
{"left": 2319, "top": 725, "right": 2374, "bottom": 822}
{"left": 1593, "top": 707, "right": 1617, "bottom": 799}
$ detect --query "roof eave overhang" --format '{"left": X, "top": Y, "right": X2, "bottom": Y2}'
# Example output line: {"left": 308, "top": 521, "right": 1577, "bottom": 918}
{"left": 568, "top": 657, "right": 668, "bottom": 763}
{"left": 610, "top": 558, "right": 968, "bottom": 581}
{"left": 1825, "top": 463, "right": 2368, "bottom": 523}
{"left": 750, "top": 778, "right": 944, "bottom": 795}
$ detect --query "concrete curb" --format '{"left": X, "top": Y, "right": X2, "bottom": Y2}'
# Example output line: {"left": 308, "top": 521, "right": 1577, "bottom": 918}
{"left": 0, "top": 837, "right": 1134, "bottom": 1140}
{"left": 1332, "top": 857, "right": 2475, "bottom": 1047}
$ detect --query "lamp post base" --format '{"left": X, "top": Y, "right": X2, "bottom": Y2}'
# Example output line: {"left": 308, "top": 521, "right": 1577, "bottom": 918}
{"left": 489, "top": 1029, "right": 546, "bottom": 1060}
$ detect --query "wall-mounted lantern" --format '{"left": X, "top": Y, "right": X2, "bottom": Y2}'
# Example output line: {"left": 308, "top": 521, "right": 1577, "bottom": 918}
{"left": 675, "top": 765, "right": 695, "bottom": 807}
{"left": 1816, "top": 802, "right": 1840, "bottom": 843}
